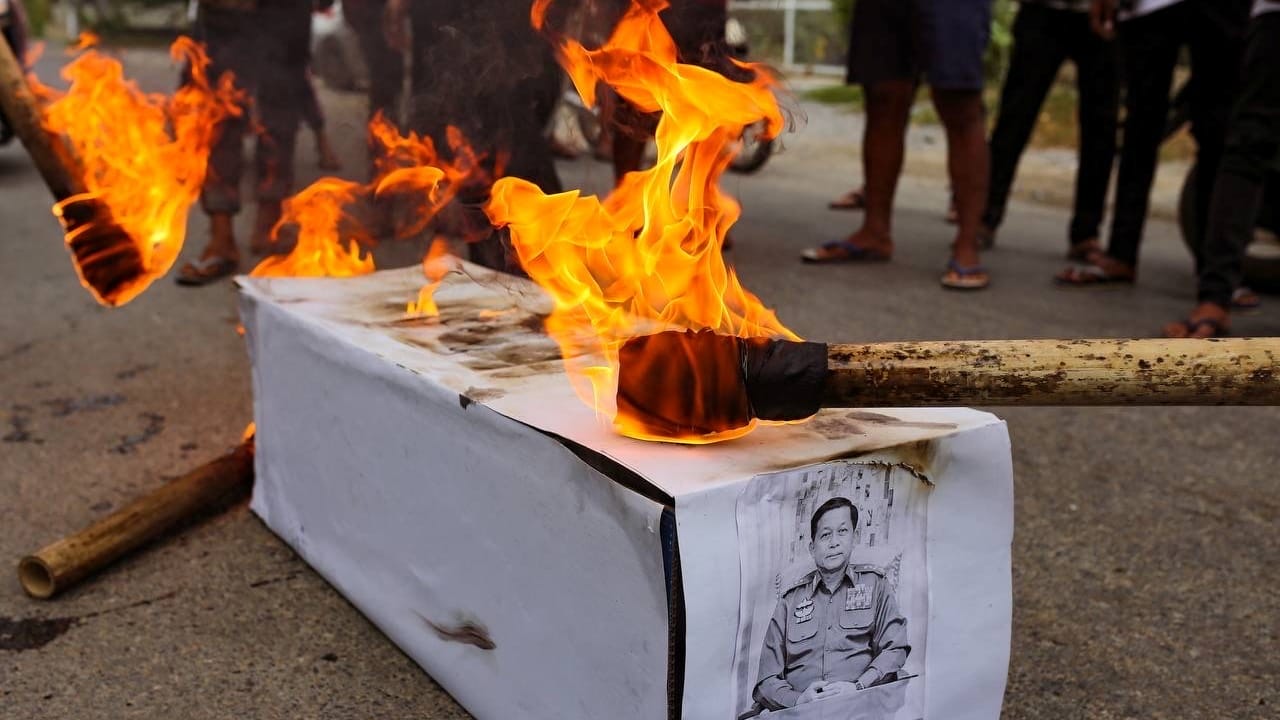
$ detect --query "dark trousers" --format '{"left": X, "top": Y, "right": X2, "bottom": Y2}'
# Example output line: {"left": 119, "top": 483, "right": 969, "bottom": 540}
{"left": 407, "top": 0, "right": 562, "bottom": 273}
{"left": 406, "top": 1, "right": 561, "bottom": 196}
{"left": 983, "top": 4, "right": 1118, "bottom": 245}
{"left": 1197, "top": 13, "right": 1280, "bottom": 307}
{"left": 1105, "top": 0, "right": 1249, "bottom": 267}
{"left": 197, "top": 3, "right": 309, "bottom": 215}
{"left": 344, "top": 0, "right": 404, "bottom": 124}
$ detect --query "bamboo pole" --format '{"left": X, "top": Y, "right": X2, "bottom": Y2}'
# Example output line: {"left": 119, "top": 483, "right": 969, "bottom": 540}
{"left": 0, "top": 32, "right": 85, "bottom": 200}
{"left": 824, "top": 338, "right": 1280, "bottom": 407}
{"left": 0, "top": 37, "right": 142, "bottom": 307}
{"left": 18, "top": 440, "right": 255, "bottom": 599}
{"left": 615, "top": 332, "right": 1280, "bottom": 439}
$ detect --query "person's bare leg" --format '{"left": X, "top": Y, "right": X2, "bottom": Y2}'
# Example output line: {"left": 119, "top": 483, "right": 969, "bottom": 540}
{"left": 931, "top": 87, "right": 987, "bottom": 269}
{"left": 315, "top": 129, "right": 341, "bottom": 171}
{"left": 847, "top": 80, "right": 915, "bottom": 256}
{"left": 201, "top": 212, "right": 239, "bottom": 264}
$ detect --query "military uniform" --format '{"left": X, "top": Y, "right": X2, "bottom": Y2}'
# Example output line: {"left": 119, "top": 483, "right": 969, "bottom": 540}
{"left": 753, "top": 564, "right": 909, "bottom": 711}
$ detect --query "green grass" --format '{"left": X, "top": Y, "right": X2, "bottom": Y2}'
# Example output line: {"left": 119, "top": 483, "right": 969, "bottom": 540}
{"left": 802, "top": 84, "right": 864, "bottom": 109}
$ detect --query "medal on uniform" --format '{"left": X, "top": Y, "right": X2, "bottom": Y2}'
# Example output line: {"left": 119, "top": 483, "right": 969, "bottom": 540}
{"left": 846, "top": 584, "right": 872, "bottom": 611}
{"left": 794, "top": 599, "right": 815, "bottom": 623}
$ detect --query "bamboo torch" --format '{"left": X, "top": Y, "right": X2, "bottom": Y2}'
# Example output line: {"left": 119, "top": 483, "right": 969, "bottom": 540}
{"left": 0, "top": 35, "right": 143, "bottom": 306}
{"left": 18, "top": 439, "right": 255, "bottom": 599}
{"left": 615, "top": 331, "right": 1280, "bottom": 438}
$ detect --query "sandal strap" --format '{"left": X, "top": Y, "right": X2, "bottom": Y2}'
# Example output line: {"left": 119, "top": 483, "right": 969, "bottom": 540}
{"left": 947, "top": 258, "right": 987, "bottom": 276}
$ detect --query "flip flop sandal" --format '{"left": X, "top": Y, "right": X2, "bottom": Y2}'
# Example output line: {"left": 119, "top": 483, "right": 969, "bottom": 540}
{"left": 828, "top": 189, "right": 866, "bottom": 211}
{"left": 1054, "top": 262, "right": 1134, "bottom": 287}
{"left": 801, "top": 240, "right": 891, "bottom": 264}
{"left": 1164, "top": 316, "right": 1229, "bottom": 338}
{"left": 1231, "top": 287, "right": 1262, "bottom": 312}
{"left": 174, "top": 256, "right": 238, "bottom": 287}
{"left": 940, "top": 258, "right": 989, "bottom": 290}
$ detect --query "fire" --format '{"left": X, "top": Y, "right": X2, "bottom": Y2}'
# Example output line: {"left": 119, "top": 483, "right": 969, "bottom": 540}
{"left": 250, "top": 116, "right": 476, "bottom": 289}
{"left": 35, "top": 35, "right": 241, "bottom": 306}
{"left": 249, "top": 177, "right": 374, "bottom": 278}
{"left": 406, "top": 237, "right": 457, "bottom": 317}
{"left": 485, "top": 0, "right": 793, "bottom": 444}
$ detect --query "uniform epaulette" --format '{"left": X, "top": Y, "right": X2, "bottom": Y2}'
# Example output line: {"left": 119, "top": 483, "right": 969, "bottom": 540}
{"left": 851, "top": 563, "right": 885, "bottom": 577}
{"left": 783, "top": 570, "right": 817, "bottom": 592}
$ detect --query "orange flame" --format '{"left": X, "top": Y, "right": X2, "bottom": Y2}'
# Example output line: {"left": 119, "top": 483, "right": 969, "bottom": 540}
{"left": 35, "top": 36, "right": 241, "bottom": 306}
{"left": 249, "top": 177, "right": 374, "bottom": 278}
{"left": 250, "top": 116, "right": 475, "bottom": 281}
{"left": 406, "top": 237, "right": 457, "bottom": 318}
{"left": 486, "top": 0, "right": 794, "bottom": 444}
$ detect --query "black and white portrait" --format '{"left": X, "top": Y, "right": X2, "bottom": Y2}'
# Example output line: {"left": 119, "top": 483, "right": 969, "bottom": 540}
{"left": 732, "top": 462, "right": 930, "bottom": 720}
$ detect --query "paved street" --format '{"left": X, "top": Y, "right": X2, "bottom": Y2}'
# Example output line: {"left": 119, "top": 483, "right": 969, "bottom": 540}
{"left": 2, "top": 45, "right": 1277, "bottom": 719}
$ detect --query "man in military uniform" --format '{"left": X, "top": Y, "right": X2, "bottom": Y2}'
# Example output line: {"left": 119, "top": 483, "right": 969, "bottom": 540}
{"left": 753, "top": 497, "right": 910, "bottom": 711}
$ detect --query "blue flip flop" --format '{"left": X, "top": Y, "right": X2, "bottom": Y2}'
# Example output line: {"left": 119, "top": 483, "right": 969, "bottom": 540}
{"left": 940, "top": 258, "right": 989, "bottom": 290}
{"left": 801, "top": 240, "right": 891, "bottom": 264}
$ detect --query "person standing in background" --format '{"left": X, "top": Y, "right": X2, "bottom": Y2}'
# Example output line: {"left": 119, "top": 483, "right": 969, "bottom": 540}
{"left": 1163, "top": 0, "right": 1280, "bottom": 337}
{"left": 177, "top": 0, "right": 313, "bottom": 286}
{"left": 982, "top": 0, "right": 1119, "bottom": 260}
{"left": 385, "top": 0, "right": 564, "bottom": 274}
{"left": 802, "top": 0, "right": 995, "bottom": 291}
{"left": 343, "top": 0, "right": 405, "bottom": 175}
{"left": 1056, "top": 0, "right": 1250, "bottom": 286}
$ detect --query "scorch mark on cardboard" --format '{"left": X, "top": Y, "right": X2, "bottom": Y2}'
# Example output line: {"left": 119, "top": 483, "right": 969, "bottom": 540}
{"left": 416, "top": 611, "right": 497, "bottom": 650}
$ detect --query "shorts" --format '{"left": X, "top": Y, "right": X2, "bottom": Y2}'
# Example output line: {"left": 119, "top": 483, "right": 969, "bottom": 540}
{"left": 846, "top": 0, "right": 992, "bottom": 91}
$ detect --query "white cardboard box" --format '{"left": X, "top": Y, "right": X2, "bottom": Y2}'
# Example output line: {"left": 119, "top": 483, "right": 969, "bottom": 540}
{"left": 238, "top": 265, "right": 1014, "bottom": 720}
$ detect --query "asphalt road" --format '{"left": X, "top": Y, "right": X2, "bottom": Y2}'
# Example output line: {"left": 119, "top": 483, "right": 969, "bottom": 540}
{"left": 2, "top": 45, "right": 1277, "bottom": 719}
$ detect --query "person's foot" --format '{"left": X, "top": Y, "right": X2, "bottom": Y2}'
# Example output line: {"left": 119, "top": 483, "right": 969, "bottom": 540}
{"left": 175, "top": 213, "right": 239, "bottom": 286}
{"left": 940, "top": 257, "right": 989, "bottom": 290}
{"left": 828, "top": 187, "right": 867, "bottom": 211}
{"left": 250, "top": 201, "right": 286, "bottom": 256}
{"left": 1231, "top": 286, "right": 1262, "bottom": 312}
{"left": 316, "top": 133, "right": 341, "bottom": 171}
{"left": 1067, "top": 237, "right": 1102, "bottom": 262}
{"left": 800, "top": 228, "right": 893, "bottom": 263}
{"left": 1162, "top": 301, "right": 1230, "bottom": 338}
{"left": 1055, "top": 253, "right": 1135, "bottom": 286}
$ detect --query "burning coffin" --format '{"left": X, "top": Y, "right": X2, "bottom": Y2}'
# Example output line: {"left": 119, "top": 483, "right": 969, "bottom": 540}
{"left": 237, "top": 263, "right": 1014, "bottom": 720}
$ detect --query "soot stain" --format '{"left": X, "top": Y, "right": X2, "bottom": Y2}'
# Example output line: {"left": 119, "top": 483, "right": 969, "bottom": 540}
{"left": 462, "top": 386, "right": 506, "bottom": 404}
{"left": 519, "top": 313, "right": 549, "bottom": 334}
{"left": 4, "top": 407, "right": 42, "bottom": 444}
{"left": 806, "top": 415, "right": 870, "bottom": 440}
{"left": 841, "top": 411, "right": 957, "bottom": 430}
{"left": 491, "top": 344, "right": 562, "bottom": 367}
{"left": 487, "top": 360, "right": 564, "bottom": 380}
{"left": 417, "top": 613, "right": 496, "bottom": 651}
{"left": 438, "top": 326, "right": 503, "bottom": 348}
{"left": 111, "top": 413, "right": 165, "bottom": 454}
{"left": 115, "top": 364, "right": 156, "bottom": 380}
{"left": 45, "top": 394, "right": 126, "bottom": 417}
{"left": 0, "top": 616, "right": 79, "bottom": 652}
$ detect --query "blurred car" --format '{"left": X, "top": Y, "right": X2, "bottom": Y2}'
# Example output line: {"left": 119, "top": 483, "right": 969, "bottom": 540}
{"left": 311, "top": 0, "right": 368, "bottom": 92}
